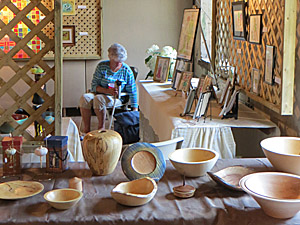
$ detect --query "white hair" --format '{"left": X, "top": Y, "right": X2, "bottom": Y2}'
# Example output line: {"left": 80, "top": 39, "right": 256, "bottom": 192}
{"left": 108, "top": 43, "right": 127, "bottom": 62}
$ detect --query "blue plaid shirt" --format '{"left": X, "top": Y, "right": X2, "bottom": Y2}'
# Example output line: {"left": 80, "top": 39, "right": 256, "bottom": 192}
{"left": 91, "top": 61, "right": 138, "bottom": 108}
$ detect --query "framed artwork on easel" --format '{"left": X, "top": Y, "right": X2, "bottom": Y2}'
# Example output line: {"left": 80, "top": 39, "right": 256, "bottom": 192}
{"left": 177, "top": 8, "right": 200, "bottom": 60}
{"left": 193, "top": 91, "right": 211, "bottom": 119}
{"left": 177, "top": 71, "right": 193, "bottom": 92}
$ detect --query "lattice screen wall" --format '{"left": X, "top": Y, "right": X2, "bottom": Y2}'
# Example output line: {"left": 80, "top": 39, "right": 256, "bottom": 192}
{"left": 0, "top": 0, "right": 55, "bottom": 141}
{"left": 215, "top": 0, "right": 285, "bottom": 113}
{"left": 46, "top": 0, "right": 101, "bottom": 59}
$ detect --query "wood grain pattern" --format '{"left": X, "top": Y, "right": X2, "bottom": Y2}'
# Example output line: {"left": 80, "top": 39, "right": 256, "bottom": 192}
{"left": 82, "top": 130, "right": 122, "bottom": 176}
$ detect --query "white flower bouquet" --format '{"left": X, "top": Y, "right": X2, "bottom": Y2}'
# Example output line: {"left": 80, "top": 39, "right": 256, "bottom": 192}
{"left": 145, "top": 45, "right": 177, "bottom": 79}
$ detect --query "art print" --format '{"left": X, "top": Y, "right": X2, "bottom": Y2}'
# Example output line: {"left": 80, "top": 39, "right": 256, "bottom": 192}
{"left": 153, "top": 56, "right": 170, "bottom": 82}
{"left": 178, "top": 71, "right": 193, "bottom": 92}
{"left": 177, "top": 8, "right": 200, "bottom": 60}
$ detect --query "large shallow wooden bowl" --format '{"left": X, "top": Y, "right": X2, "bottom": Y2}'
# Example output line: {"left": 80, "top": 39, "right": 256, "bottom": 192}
{"left": 111, "top": 177, "right": 157, "bottom": 206}
{"left": 260, "top": 137, "right": 300, "bottom": 175}
{"left": 240, "top": 172, "right": 300, "bottom": 219}
{"left": 168, "top": 148, "right": 219, "bottom": 177}
{"left": 44, "top": 188, "right": 83, "bottom": 210}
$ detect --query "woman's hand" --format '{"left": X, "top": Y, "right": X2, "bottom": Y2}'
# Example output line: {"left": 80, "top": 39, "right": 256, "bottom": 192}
{"left": 96, "top": 86, "right": 118, "bottom": 97}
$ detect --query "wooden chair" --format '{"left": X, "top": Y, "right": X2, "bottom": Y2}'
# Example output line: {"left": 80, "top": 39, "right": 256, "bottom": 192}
{"left": 151, "top": 137, "right": 184, "bottom": 160}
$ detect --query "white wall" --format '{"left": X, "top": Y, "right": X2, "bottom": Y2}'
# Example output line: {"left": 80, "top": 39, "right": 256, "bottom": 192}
{"left": 0, "top": 0, "right": 193, "bottom": 108}
{"left": 86, "top": 0, "right": 193, "bottom": 89}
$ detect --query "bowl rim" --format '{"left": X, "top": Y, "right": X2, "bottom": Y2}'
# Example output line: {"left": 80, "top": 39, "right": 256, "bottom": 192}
{"left": 260, "top": 136, "right": 300, "bottom": 157}
{"left": 168, "top": 148, "right": 219, "bottom": 164}
{"left": 44, "top": 188, "right": 83, "bottom": 203}
{"left": 240, "top": 172, "right": 300, "bottom": 203}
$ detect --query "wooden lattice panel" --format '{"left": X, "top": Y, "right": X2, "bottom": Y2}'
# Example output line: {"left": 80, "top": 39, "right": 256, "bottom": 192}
{"left": 46, "top": 0, "right": 101, "bottom": 59}
{"left": 215, "top": 0, "right": 286, "bottom": 113}
{"left": 0, "top": 0, "right": 56, "bottom": 141}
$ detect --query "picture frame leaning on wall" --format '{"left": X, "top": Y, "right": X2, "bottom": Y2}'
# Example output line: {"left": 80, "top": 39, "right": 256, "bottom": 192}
{"left": 177, "top": 8, "right": 200, "bottom": 60}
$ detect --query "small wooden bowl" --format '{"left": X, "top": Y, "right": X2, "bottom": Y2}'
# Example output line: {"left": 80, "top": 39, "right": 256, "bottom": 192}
{"left": 111, "top": 177, "right": 157, "bottom": 206}
{"left": 44, "top": 188, "right": 83, "bottom": 210}
{"left": 168, "top": 148, "right": 219, "bottom": 177}
{"left": 240, "top": 172, "right": 300, "bottom": 219}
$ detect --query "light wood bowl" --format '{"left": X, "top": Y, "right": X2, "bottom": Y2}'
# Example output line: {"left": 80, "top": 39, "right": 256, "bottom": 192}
{"left": 44, "top": 188, "right": 83, "bottom": 210}
{"left": 240, "top": 172, "right": 300, "bottom": 219}
{"left": 168, "top": 148, "right": 219, "bottom": 177}
{"left": 260, "top": 137, "right": 300, "bottom": 175}
{"left": 111, "top": 177, "right": 157, "bottom": 206}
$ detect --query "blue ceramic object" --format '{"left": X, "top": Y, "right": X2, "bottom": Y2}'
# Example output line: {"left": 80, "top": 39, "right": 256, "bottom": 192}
{"left": 121, "top": 142, "right": 166, "bottom": 181}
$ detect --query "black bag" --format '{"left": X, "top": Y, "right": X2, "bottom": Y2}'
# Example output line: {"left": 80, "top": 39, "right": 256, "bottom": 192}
{"left": 114, "top": 111, "right": 140, "bottom": 144}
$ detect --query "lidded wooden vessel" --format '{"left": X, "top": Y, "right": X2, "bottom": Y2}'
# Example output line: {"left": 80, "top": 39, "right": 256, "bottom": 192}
{"left": 82, "top": 130, "right": 122, "bottom": 176}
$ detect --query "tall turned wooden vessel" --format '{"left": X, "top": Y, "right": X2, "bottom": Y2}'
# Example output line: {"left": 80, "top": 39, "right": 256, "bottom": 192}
{"left": 82, "top": 130, "right": 122, "bottom": 176}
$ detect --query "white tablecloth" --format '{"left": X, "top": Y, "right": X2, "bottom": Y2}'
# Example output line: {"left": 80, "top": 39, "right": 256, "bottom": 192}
{"left": 139, "top": 81, "right": 279, "bottom": 159}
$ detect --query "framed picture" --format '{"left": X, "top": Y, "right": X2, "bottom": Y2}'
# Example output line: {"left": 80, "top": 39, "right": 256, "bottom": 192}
{"left": 193, "top": 91, "right": 211, "bottom": 119}
{"left": 153, "top": 56, "right": 170, "bottom": 82}
{"left": 222, "top": 89, "right": 240, "bottom": 116}
{"left": 249, "top": 14, "right": 262, "bottom": 44}
{"left": 172, "top": 71, "right": 182, "bottom": 90}
{"left": 218, "top": 79, "right": 231, "bottom": 105}
{"left": 177, "top": 8, "right": 200, "bottom": 60}
{"left": 181, "top": 89, "right": 196, "bottom": 116}
{"left": 231, "top": 1, "right": 246, "bottom": 41}
{"left": 252, "top": 68, "right": 260, "bottom": 94}
{"left": 264, "top": 45, "right": 275, "bottom": 85}
{"left": 178, "top": 71, "right": 193, "bottom": 92}
{"left": 62, "top": 0, "right": 76, "bottom": 15}
{"left": 196, "top": 75, "right": 212, "bottom": 98}
{"left": 62, "top": 25, "right": 75, "bottom": 47}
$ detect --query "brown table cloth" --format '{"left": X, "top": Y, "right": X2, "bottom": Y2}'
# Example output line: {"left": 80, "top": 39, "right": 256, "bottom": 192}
{"left": 0, "top": 158, "right": 299, "bottom": 225}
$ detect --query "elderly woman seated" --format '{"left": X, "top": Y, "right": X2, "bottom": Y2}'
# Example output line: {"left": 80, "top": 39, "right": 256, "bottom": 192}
{"left": 79, "top": 43, "right": 138, "bottom": 133}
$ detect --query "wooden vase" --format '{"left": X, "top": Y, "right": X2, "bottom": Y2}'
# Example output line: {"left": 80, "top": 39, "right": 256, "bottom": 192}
{"left": 82, "top": 130, "right": 122, "bottom": 176}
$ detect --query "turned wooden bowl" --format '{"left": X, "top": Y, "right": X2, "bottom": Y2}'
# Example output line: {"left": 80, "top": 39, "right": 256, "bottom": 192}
{"left": 240, "top": 172, "right": 300, "bottom": 219}
{"left": 44, "top": 188, "right": 83, "bottom": 210}
{"left": 111, "top": 177, "right": 157, "bottom": 206}
{"left": 260, "top": 137, "right": 300, "bottom": 175}
{"left": 168, "top": 148, "right": 219, "bottom": 177}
